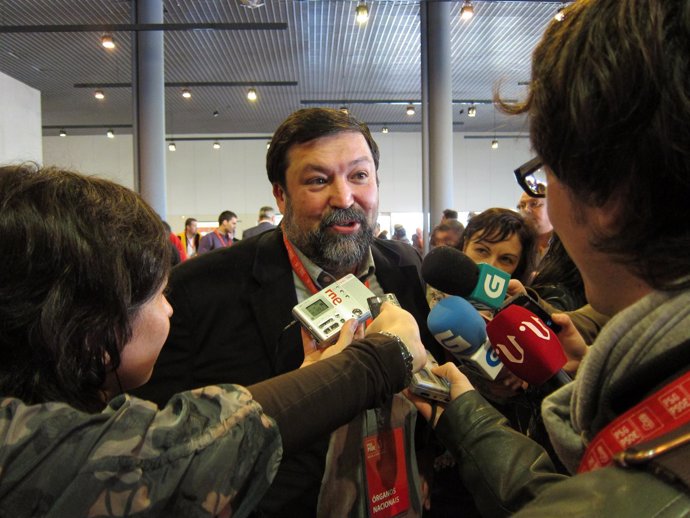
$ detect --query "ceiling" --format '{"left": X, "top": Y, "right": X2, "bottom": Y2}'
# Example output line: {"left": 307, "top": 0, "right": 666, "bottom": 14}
{"left": 0, "top": 0, "right": 563, "bottom": 138}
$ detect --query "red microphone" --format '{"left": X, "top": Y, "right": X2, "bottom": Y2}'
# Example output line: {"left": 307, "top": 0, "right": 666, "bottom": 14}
{"left": 486, "top": 304, "right": 570, "bottom": 387}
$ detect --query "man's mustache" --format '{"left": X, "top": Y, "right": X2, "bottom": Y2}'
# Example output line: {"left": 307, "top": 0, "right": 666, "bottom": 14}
{"left": 320, "top": 207, "right": 368, "bottom": 229}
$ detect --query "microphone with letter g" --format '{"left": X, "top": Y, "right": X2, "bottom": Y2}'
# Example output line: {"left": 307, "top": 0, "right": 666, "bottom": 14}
{"left": 421, "top": 246, "right": 511, "bottom": 310}
{"left": 486, "top": 304, "right": 571, "bottom": 388}
{"left": 427, "top": 296, "right": 503, "bottom": 380}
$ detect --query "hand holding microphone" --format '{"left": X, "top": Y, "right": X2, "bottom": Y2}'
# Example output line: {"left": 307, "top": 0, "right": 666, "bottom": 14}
{"left": 365, "top": 301, "right": 427, "bottom": 373}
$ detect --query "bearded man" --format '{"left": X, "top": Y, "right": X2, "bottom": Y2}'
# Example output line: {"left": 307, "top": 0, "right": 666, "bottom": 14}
{"left": 134, "top": 108, "right": 439, "bottom": 517}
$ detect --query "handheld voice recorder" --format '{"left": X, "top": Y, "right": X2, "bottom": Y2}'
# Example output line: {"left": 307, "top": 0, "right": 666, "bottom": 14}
{"left": 292, "top": 274, "right": 376, "bottom": 345}
{"left": 409, "top": 351, "right": 451, "bottom": 403}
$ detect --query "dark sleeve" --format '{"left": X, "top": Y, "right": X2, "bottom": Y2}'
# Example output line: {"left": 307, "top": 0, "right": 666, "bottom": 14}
{"left": 435, "top": 390, "right": 567, "bottom": 517}
{"left": 525, "top": 288, "right": 609, "bottom": 345}
{"left": 248, "top": 334, "right": 406, "bottom": 455}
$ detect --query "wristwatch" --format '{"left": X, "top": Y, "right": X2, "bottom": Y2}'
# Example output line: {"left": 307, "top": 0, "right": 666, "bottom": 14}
{"left": 379, "top": 331, "right": 414, "bottom": 386}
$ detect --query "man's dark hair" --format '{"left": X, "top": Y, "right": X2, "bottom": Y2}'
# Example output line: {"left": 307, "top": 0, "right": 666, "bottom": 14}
{"left": 430, "top": 220, "right": 465, "bottom": 249}
{"left": 460, "top": 208, "right": 538, "bottom": 284}
{"left": 218, "top": 210, "right": 237, "bottom": 226}
{"left": 184, "top": 217, "right": 197, "bottom": 228}
{"left": 500, "top": 0, "right": 690, "bottom": 290}
{"left": 258, "top": 206, "right": 274, "bottom": 220}
{"left": 266, "top": 108, "right": 380, "bottom": 188}
{"left": 0, "top": 164, "right": 170, "bottom": 412}
{"left": 442, "top": 209, "right": 458, "bottom": 220}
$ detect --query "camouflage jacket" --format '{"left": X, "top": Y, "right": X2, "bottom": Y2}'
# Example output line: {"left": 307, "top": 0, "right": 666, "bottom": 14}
{"left": 0, "top": 385, "right": 282, "bottom": 517}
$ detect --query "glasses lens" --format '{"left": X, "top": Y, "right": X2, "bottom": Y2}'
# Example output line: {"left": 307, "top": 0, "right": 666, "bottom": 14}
{"left": 524, "top": 167, "right": 547, "bottom": 196}
{"left": 514, "top": 157, "right": 547, "bottom": 198}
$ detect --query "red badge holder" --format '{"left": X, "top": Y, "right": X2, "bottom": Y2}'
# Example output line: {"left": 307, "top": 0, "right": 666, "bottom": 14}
{"left": 317, "top": 395, "right": 424, "bottom": 518}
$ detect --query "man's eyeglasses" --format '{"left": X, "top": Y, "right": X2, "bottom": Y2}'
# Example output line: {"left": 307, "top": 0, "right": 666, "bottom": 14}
{"left": 517, "top": 199, "right": 545, "bottom": 211}
{"left": 514, "top": 157, "right": 547, "bottom": 198}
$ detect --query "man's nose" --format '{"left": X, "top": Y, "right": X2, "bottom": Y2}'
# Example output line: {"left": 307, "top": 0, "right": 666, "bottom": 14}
{"left": 329, "top": 178, "right": 354, "bottom": 207}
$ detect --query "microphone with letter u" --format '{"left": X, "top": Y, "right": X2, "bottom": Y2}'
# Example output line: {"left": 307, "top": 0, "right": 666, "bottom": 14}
{"left": 421, "top": 246, "right": 511, "bottom": 310}
{"left": 486, "top": 304, "right": 572, "bottom": 390}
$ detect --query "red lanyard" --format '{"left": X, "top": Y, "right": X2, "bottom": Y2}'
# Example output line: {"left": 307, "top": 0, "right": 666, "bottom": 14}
{"left": 214, "top": 229, "right": 232, "bottom": 248}
{"left": 579, "top": 369, "right": 690, "bottom": 473}
{"left": 283, "top": 232, "right": 320, "bottom": 295}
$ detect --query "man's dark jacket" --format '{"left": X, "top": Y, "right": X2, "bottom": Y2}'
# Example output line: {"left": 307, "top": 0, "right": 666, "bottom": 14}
{"left": 134, "top": 227, "right": 442, "bottom": 516}
{"left": 242, "top": 220, "right": 276, "bottom": 239}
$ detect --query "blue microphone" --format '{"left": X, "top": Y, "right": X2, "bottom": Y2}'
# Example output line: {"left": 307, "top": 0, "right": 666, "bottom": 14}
{"left": 427, "top": 296, "right": 503, "bottom": 380}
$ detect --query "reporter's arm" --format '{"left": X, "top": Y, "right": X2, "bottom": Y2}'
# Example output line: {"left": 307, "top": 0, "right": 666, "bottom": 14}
{"left": 248, "top": 334, "right": 407, "bottom": 454}
{"left": 435, "top": 391, "right": 567, "bottom": 517}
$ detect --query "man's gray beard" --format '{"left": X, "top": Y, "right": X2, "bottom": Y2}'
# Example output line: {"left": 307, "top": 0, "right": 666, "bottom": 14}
{"left": 282, "top": 205, "right": 375, "bottom": 278}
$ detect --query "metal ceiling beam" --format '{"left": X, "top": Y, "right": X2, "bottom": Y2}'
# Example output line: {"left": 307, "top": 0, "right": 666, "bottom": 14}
{"left": 300, "top": 99, "right": 514, "bottom": 105}
{"left": 74, "top": 81, "right": 298, "bottom": 88}
{"left": 0, "top": 22, "right": 287, "bottom": 33}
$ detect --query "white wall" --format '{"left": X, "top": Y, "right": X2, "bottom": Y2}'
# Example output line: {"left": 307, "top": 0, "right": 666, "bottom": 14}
{"left": 42, "top": 135, "right": 135, "bottom": 189}
{"left": 0, "top": 72, "right": 42, "bottom": 164}
{"left": 43, "top": 131, "right": 534, "bottom": 233}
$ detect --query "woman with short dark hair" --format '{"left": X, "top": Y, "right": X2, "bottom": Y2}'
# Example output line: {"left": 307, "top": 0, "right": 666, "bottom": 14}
{"left": 0, "top": 163, "right": 426, "bottom": 516}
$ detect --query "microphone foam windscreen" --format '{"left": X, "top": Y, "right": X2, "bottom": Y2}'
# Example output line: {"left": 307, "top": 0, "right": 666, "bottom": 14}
{"left": 427, "top": 295, "right": 487, "bottom": 352}
{"left": 421, "top": 246, "right": 479, "bottom": 297}
{"left": 486, "top": 304, "right": 567, "bottom": 385}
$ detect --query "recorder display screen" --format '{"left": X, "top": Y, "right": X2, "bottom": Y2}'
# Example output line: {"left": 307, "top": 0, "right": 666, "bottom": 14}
{"left": 306, "top": 299, "right": 329, "bottom": 318}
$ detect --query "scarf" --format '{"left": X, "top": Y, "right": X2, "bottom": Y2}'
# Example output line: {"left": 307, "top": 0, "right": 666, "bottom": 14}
{"left": 541, "top": 288, "right": 690, "bottom": 473}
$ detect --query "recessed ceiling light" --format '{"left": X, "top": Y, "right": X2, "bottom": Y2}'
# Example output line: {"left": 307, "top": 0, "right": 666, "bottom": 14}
{"left": 460, "top": 1, "right": 474, "bottom": 20}
{"left": 101, "top": 34, "right": 115, "bottom": 49}
{"left": 355, "top": 2, "right": 369, "bottom": 24}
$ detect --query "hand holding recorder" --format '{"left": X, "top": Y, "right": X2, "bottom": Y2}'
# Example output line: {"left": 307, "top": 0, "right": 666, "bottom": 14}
{"left": 365, "top": 301, "right": 427, "bottom": 373}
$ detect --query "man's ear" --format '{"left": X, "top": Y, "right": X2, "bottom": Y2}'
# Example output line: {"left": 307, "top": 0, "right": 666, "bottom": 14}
{"left": 272, "top": 183, "right": 287, "bottom": 213}
{"left": 592, "top": 193, "right": 626, "bottom": 235}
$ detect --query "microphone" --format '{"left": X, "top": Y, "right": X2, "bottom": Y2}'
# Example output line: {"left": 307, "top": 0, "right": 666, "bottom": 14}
{"left": 426, "top": 296, "right": 503, "bottom": 380}
{"left": 486, "top": 304, "right": 571, "bottom": 388}
{"left": 421, "top": 246, "right": 511, "bottom": 310}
